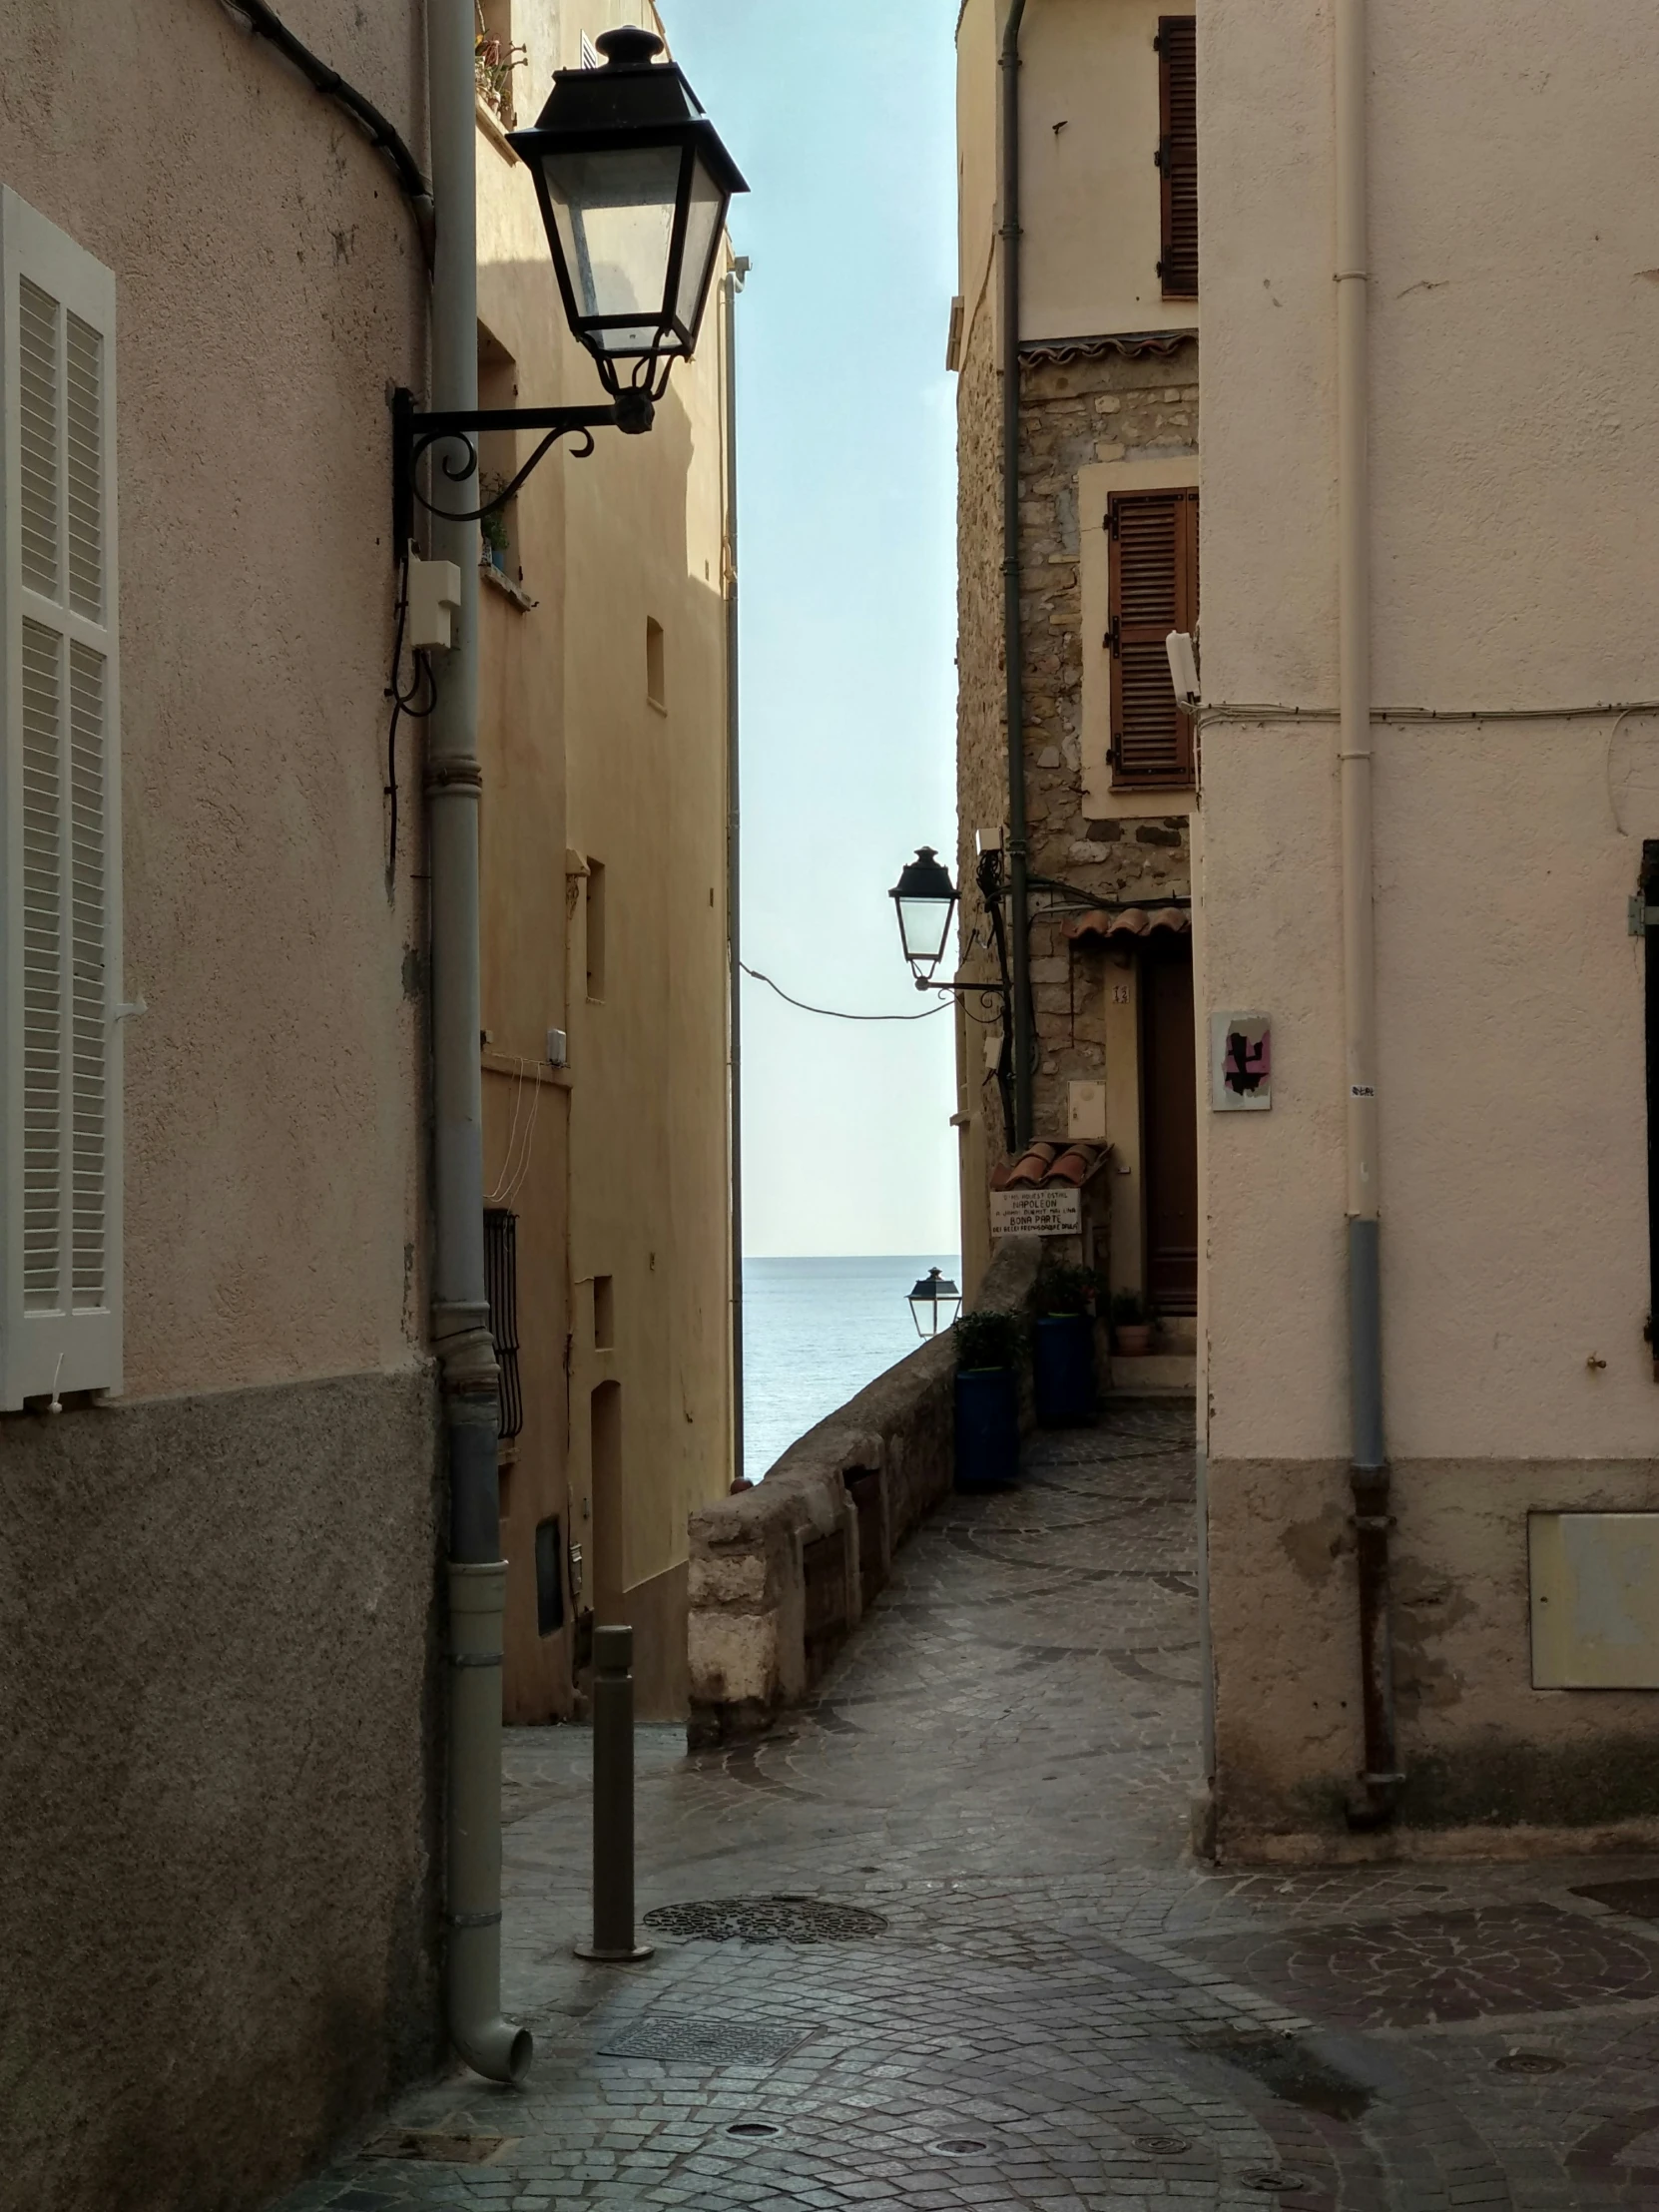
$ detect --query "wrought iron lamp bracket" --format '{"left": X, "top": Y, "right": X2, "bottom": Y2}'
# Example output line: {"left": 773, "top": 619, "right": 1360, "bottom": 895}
{"left": 391, "top": 384, "right": 654, "bottom": 545}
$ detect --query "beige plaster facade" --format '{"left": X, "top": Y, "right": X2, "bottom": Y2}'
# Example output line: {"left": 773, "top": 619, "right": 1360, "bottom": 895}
{"left": 473, "top": 0, "right": 735, "bottom": 1726}
{"left": 1197, "top": 0, "right": 1659, "bottom": 1857}
{"left": 0, "top": 5, "right": 438, "bottom": 2207}
{"left": 953, "top": 0, "right": 1200, "bottom": 1322}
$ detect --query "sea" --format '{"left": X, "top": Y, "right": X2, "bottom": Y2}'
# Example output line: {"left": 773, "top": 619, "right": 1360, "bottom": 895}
{"left": 742, "top": 1254, "right": 963, "bottom": 1486}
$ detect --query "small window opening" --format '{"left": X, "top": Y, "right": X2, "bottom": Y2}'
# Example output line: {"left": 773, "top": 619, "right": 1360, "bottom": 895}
{"left": 534, "top": 1515, "right": 566, "bottom": 1635}
{"left": 593, "top": 1274, "right": 615, "bottom": 1349}
{"left": 477, "top": 323, "right": 522, "bottom": 582}
{"left": 483, "top": 1207, "right": 524, "bottom": 1440}
{"left": 646, "top": 617, "right": 666, "bottom": 710}
{"left": 585, "top": 859, "right": 606, "bottom": 1000}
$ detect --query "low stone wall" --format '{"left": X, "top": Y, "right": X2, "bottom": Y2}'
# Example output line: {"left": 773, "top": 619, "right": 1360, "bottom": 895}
{"left": 688, "top": 1238, "right": 1043, "bottom": 1745}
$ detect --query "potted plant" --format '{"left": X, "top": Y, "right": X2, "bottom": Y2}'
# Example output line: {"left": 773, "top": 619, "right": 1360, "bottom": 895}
{"left": 1110, "top": 1289, "right": 1154, "bottom": 1358}
{"left": 479, "top": 480, "right": 511, "bottom": 572}
{"left": 953, "top": 1308, "right": 1023, "bottom": 1490}
{"left": 1033, "top": 1263, "right": 1099, "bottom": 1427}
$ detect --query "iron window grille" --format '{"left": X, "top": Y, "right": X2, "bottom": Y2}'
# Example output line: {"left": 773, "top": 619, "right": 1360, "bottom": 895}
{"left": 483, "top": 1207, "right": 524, "bottom": 1441}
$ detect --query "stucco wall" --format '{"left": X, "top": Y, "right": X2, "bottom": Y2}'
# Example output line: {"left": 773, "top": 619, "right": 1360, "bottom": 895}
{"left": 1199, "top": 0, "right": 1659, "bottom": 1849}
{"left": 3, "top": 0, "right": 429, "bottom": 1399}
{"left": 956, "top": 0, "right": 1195, "bottom": 349}
{"left": 473, "top": 0, "right": 734, "bottom": 1723}
{"left": 0, "top": 3, "right": 441, "bottom": 2194}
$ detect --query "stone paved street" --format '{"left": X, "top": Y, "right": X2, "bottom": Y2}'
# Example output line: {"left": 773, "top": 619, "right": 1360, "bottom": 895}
{"left": 277, "top": 1406, "right": 1659, "bottom": 2210}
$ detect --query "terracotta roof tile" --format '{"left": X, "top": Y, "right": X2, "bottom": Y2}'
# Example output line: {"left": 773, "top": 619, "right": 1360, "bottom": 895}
{"left": 1062, "top": 905, "right": 1191, "bottom": 944}
{"left": 991, "top": 1140, "right": 1108, "bottom": 1192}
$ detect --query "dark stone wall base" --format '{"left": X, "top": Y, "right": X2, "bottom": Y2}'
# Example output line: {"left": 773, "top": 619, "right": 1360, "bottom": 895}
{"left": 0, "top": 1366, "right": 443, "bottom": 2212}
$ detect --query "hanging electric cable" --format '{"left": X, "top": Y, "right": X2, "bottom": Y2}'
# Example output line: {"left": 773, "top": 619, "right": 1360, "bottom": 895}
{"left": 739, "top": 961, "right": 951, "bottom": 1022}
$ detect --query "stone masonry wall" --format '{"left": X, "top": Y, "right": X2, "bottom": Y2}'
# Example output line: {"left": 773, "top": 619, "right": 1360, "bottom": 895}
{"left": 956, "top": 327, "right": 1201, "bottom": 1152}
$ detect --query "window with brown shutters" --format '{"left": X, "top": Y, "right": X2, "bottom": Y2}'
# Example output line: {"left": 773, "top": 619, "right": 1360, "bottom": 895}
{"left": 1107, "top": 487, "right": 1198, "bottom": 790}
{"left": 1156, "top": 17, "right": 1198, "bottom": 299}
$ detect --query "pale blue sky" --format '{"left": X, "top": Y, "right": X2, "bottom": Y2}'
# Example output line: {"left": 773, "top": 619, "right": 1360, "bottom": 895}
{"left": 657, "top": 0, "right": 961, "bottom": 1258}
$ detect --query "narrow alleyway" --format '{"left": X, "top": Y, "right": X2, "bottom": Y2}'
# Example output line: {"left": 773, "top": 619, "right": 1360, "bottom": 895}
{"left": 283, "top": 1407, "right": 1659, "bottom": 2210}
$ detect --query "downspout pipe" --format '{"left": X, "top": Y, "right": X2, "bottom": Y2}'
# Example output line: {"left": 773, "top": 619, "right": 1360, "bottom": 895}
{"left": 1335, "top": 0, "right": 1401, "bottom": 1831}
{"left": 999, "top": 0, "right": 1034, "bottom": 1151}
{"left": 723, "top": 260, "right": 748, "bottom": 1488}
{"left": 427, "top": 0, "right": 532, "bottom": 2080}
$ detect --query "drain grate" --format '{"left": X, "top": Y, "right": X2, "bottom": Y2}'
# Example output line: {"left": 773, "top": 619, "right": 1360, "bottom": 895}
{"left": 1134, "top": 2135, "right": 1193, "bottom": 2156}
{"left": 595, "top": 2013, "right": 812, "bottom": 2065}
{"left": 1242, "top": 2173, "right": 1311, "bottom": 2195}
{"left": 928, "top": 2137, "right": 992, "bottom": 2156}
{"left": 1496, "top": 2049, "right": 1565, "bottom": 2075}
{"left": 362, "top": 2132, "right": 512, "bottom": 2165}
{"left": 643, "top": 1895, "right": 888, "bottom": 1944}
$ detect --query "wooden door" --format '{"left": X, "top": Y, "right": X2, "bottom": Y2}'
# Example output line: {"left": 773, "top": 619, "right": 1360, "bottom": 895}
{"left": 1141, "top": 939, "right": 1199, "bottom": 1315}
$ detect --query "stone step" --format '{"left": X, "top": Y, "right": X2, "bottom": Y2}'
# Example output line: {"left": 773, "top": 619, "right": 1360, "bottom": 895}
{"left": 1108, "top": 1352, "right": 1196, "bottom": 1395}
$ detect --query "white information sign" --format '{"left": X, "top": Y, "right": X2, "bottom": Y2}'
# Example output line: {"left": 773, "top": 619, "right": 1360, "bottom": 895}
{"left": 989, "top": 1186, "right": 1082, "bottom": 1238}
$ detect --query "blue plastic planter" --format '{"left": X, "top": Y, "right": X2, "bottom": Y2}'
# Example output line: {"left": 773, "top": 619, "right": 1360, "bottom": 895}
{"left": 1033, "top": 1313, "right": 1096, "bottom": 1428}
{"left": 954, "top": 1367, "right": 1020, "bottom": 1489}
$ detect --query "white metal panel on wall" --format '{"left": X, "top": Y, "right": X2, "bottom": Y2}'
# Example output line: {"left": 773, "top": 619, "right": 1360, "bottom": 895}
{"left": 0, "top": 187, "right": 121, "bottom": 1407}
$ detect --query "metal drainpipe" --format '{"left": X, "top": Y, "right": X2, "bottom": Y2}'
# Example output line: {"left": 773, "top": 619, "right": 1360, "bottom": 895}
{"left": 723, "top": 259, "right": 747, "bottom": 1489}
{"left": 725, "top": 259, "right": 752, "bottom": 1495}
{"left": 1000, "top": 0, "right": 1034, "bottom": 1152}
{"left": 427, "top": 0, "right": 532, "bottom": 2078}
{"left": 1335, "top": 0, "right": 1400, "bottom": 1831}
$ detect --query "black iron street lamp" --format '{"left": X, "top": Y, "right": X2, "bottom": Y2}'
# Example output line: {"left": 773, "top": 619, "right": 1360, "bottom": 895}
{"left": 890, "top": 840, "right": 1017, "bottom": 1153}
{"left": 907, "top": 1267, "right": 962, "bottom": 1339}
{"left": 392, "top": 27, "right": 747, "bottom": 541}
{"left": 889, "top": 846, "right": 959, "bottom": 984}
{"left": 511, "top": 26, "right": 746, "bottom": 404}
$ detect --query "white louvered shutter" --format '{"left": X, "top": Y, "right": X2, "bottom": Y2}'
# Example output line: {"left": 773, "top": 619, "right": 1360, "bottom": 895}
{"left": 1, "top": 190, "right": 121, "bottom": 1407}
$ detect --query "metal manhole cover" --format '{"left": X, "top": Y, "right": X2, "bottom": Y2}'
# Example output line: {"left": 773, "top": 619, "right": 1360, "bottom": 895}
{"left": 928, "top": 2137, "right": 992, "bottom": 2156}
{"left": 727, "top": 2120, "right": 784, "bottom": 2138}
{"left": 1243, "top": 2174, "right": 1310, "bottom": 2195}
{"left": 362, "top": 2132, "right": 512, "bottom": 2164}
{"left": 595, "top": 2013, "right": 811, "bottom": 2065}
{"left": 643, "top": 1895, "right": 888, "bottom": 1944}
{"left": 1134, "top": 2135, "right": 1193, "bottom": 2155}
{"left": 1496, "top": 2049, "right": 1565, "bottom": 2074}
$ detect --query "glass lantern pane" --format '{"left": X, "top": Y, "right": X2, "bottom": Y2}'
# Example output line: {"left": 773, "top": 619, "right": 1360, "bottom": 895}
{"left": 672, "top": 152, "right": 727, "bottom": 337}
{"left": 541, "top": 145, "right": 683, "bottom": 354}
{"left": 897, "top": 897, "right": 952, "bottom": 966}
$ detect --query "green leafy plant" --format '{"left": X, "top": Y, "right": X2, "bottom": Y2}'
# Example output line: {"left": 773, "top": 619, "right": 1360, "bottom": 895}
{"left": 478, "top": 477, "right": 511, "bottom": 560}
{"left": 475, "top": 31, "right": 526, "bottom": 124}
{"left": 954, "top": 1308, "right": 1024, "bottom": 1373}
{"left": 1109, "top": 1288, "right": 1149, "bottom": 1327}
{"left": 1041, "top": 1264, "right": 1100, "bottom": 1317}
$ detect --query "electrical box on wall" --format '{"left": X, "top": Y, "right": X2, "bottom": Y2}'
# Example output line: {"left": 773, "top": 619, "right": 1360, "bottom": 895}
{"left": 1530, "top": 1512, "right": 1659, "bottom": 1687}
{"left": 546, "top": 1028, "right": 568, "bottom": 1069}
{"left": 1068, "top": 1080, "right": 1107, "bottom": 1141}
{"left": 405, "top": 550, "right": 461, "bottom": 650}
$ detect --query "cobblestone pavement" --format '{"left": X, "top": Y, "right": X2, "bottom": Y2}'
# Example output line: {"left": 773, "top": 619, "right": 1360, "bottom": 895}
{"left": 277, "top": 1405, "right": 1659, "bottom": 2211}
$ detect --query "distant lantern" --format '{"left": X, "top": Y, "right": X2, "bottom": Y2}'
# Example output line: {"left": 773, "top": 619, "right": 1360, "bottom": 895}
{"left": 908, "top": 1267, "right": 962, "bottom": 1339}
{"left": 509, "top": 27, "right": 748, "bottom": 403}
{"left": 889, "top": 846, "right": 958, "bottom": 982}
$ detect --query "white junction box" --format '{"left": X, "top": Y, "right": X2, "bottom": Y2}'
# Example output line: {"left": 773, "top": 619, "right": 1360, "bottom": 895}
{"left": 405, "top": 550, "right": 462, "bottom": 650}
{"left": 1068, "top": 1080, "right": 1107, "bottom": 1141}
{"left": 1529, "top": 1511, "right": 1659, "bottom": 1688}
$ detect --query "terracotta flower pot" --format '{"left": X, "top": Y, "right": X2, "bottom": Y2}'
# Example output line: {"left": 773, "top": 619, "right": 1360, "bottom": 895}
{"left": 1114, "top": 1324, "right": 1153, "bottom": 1357}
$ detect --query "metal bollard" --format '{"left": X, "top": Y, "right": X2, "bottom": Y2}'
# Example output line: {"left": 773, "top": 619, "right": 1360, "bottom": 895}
{"left": 573, "top": 1624, "right": 654, "bottom": 1962}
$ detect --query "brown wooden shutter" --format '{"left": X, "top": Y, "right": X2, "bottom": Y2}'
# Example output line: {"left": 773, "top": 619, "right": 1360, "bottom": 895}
{"left": 1108, "top": 487, "right": 1198, "bottom": 790}
{"left": 1156, "top": 17, "right": 1198, "bottom": 299}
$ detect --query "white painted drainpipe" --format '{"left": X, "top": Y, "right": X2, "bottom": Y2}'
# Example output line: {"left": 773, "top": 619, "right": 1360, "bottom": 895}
{"left": 1335, "top": 0, "right": 1401, "bottom": 1827}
